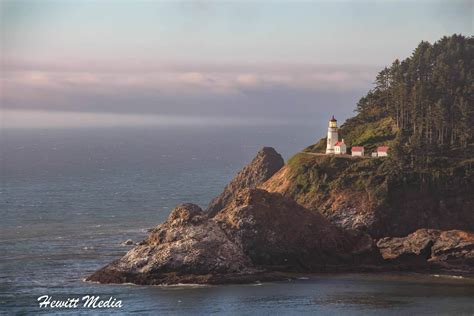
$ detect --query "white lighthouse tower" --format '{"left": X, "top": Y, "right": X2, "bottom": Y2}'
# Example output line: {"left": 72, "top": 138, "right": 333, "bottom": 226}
{"left": 325, "top": 115, "right": 338, "bottom": 154}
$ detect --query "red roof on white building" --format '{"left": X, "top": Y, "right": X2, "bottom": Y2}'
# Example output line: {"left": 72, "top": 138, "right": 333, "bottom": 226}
{"left": 335, "top": 141, "right": 344, "bottom": 146}
{"left": 352, "top": 146, "right": 364, "bottom": 152}
{"left": 377, "top": 146, "right": 389, "bottom": 152}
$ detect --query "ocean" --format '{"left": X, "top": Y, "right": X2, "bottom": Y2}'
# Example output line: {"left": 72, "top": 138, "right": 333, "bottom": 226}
{"left": 1, "top": 125, "right": 473, "bottom": 315}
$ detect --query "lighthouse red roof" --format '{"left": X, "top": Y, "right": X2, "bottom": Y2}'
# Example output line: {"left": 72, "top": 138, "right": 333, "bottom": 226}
{"left": 377, "top": 146, "right": 389, "bottom": 152}
{"left": 352, "top": 146, "right": 364, "bottom": 152}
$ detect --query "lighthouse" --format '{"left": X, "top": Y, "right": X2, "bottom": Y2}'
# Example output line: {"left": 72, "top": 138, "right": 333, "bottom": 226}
{"left": 325, "top": 116, "right": 338, "bottom": 154}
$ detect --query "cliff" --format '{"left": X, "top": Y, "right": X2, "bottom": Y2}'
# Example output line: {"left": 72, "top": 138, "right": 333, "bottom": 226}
{"left": 261, "top": 153, "right": 474, "bottom": 238}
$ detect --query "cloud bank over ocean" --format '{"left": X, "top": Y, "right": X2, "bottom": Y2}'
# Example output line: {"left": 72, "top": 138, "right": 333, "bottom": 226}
{"left": 1, "top": 60, "right": 376, "bottom": 126}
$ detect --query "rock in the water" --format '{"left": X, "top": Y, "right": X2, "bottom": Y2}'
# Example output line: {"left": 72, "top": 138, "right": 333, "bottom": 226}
{"left": 431, "top": 230, "right": 474, "bottom": 265}
{"left": 207, "top": 147, "right": 284, "bottom": 216}
{"left": 120, "top": 239, "right": 134, "bottom": 246}
{"left": 87, "top": 189, "right": 374, "bottom": 285}
{"left": 377, "top": 229, "right": 474, "bottom": 273}
{"left": 377, "top": 229, "right": 439, "bottom": 265}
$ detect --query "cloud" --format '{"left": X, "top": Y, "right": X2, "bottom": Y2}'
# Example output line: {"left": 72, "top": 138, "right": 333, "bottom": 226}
{"left": 178, "top": 72, "right": 207, "bottom": 84}
{"left": 1, "top": 58, "right": 378, "bottom": 92}
{"left": 0, "top": 59, "right": 377, "bottom": 121}
{"left": 24, "top": 72, "right": 51, "bottom": 85}
{"left": 236, "top": 74, "right": 260, "bottom": 87}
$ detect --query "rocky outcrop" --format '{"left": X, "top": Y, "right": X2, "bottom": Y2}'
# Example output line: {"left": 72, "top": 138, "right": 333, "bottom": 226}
{"left": 377, "top": 229, "right": 474, "bottom": 273}
{"left": 88, "top": 189, "right": 379, "bottom": 285}
{"left": 87, "top": 203, "right": 256, "bottom": 285}
{"left": 214, "top": 188, "right": 359, "bottom": 270}
{"left": 207, "top": 147, "right": 284, "bottom": 216}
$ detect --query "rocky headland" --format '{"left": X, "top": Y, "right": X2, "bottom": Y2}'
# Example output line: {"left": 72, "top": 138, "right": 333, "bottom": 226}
{"left": 88, "top": 187, "right": 382, "bottom": 285}
{"left": 87, "top": 147, "right": 474, "bottom": 285}
{"left": 87, "top": 35, "right": 473, "bottom": 285}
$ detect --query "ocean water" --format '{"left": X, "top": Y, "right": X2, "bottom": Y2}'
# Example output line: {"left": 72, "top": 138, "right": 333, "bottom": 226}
{"left": 1, "top": 125, "right": 473, "bottom": 315}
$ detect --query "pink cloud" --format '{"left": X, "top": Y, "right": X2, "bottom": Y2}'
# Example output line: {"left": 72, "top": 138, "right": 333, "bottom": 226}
{"left": 1, "top": 59, "right": 378, "bottom": 108}
{"left": 236, "top": 74, "right": 260, "bottom": 87}
{"left": 178, "top": 72, "right": 207, "bottom": 85}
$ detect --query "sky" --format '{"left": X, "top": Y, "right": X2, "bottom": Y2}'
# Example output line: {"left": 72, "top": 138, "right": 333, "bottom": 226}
{"left": 1, "top": 0, "right": 472, "bottom": 128}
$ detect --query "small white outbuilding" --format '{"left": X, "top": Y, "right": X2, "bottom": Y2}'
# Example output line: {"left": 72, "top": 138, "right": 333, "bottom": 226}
{"left": 377, "top": 146, "right": 389, "bottom": 157}
{"left": 351, "top": 146, "right": 364, "bottom": 157}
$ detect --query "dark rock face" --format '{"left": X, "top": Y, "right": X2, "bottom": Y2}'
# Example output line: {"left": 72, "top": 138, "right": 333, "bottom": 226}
{"left": 377, "top": 188, "right": 474, "bottom": 238}
{"left": 214, "top": 189, "right": 357, "bottom": 270}
{"left": 313, "top": 189, "right": 474, "bottom": 239}
{"left": 377, "top": 229, "right": 474, "bottom": 273}
{"left": 207, "top": 147, "right": 284, "bottom": 217}
{"left": 87, "top": 189, "right": 377, "bottom": 285}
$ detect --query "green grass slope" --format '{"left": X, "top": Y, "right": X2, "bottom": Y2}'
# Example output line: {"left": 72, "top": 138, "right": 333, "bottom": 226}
{"left": 304, "top": 117, "right": 398, "bottom": 155}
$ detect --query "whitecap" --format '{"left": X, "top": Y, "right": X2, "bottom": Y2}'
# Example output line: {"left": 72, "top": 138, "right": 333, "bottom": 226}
{"left": 432, "top": 274, "right": 464, "bottom": 279}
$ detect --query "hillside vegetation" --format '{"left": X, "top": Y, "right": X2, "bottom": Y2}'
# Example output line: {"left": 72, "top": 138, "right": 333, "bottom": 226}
{"left": 306, "top": 34, "right": 473, "bottom": 164}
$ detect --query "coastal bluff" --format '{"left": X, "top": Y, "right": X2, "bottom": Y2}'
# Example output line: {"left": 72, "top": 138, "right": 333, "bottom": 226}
{"left": 88, "top": 147, "right": 474, "bottom": 285}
